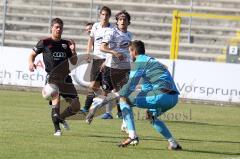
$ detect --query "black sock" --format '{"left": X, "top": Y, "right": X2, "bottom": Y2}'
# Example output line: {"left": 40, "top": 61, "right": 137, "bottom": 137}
{"left": 51, "top": 106, "right": 62, "bottom": 132}
{"left": 84, "top": 92, "right": 95, "bottom": 110}
{"left": 60, "top": 106, "right": 75, "bottom": 120}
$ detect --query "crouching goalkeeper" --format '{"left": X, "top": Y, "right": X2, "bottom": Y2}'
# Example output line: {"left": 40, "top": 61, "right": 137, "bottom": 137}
{"left": 117, "top": 40, "right": 182, "bottom": 150}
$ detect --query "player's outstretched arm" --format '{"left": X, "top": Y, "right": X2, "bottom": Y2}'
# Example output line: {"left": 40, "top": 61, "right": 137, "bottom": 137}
{"left": 28, "top": 51, "right": 37, "bottom": 72}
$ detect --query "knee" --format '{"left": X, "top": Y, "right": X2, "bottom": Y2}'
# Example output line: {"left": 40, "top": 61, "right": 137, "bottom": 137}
{"left": 119, "top": 98, "right": 128, "bottom": 110}
{"left": 121, "top": 106, "right": 133, "bottom": 119}
{"left": 70, "top": 98, "right": 80, "bottom": 112}
{"left": 119, "top": 100, "right": 134, "bottom": 118}
{"left": 147, "top": 109, "right": 160, "bottom": 124}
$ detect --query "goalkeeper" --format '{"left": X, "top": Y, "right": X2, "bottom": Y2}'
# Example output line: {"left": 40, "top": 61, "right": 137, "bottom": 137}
{"left": 117, "top": 40, "right": 182, "bottom": 150}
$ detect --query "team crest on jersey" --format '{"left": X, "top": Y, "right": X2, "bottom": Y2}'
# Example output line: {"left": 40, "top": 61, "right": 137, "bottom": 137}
{"left": 62, "top": 44, "right": 67, "bottom": 49}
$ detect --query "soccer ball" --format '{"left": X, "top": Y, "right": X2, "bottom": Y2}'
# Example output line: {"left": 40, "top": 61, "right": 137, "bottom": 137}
{"left": 42, "top": 83, "right": 59, "bottom": 100}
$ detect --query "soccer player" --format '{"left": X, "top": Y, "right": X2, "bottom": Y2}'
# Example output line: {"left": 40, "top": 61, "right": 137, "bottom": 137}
{"left": 28, "top": 18, "right": 81, "bottom": 136}
{"left": 117, "top": 40, "right": 182, "bottom": 150}
{"left": 84, "top": 22, "right": 93, "bottom": 36}
{"left": 99, "top": 10, "right": 132, "bottom": 119}
{"left": 81, "top": 6, "right": 115, "bottom": 119}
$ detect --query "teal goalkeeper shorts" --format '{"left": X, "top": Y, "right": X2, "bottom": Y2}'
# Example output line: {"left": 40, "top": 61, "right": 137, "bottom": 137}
{"left": 128, "top": 90, "right": 178, "bottom": 115}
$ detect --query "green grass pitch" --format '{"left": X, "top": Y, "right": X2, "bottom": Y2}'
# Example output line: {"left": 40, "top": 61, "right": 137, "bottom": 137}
{"left": 0, "top": 90, "right": 239, "bottom": 159}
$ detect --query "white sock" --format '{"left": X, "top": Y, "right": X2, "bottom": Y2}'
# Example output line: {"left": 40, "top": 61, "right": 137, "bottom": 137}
{"left": 106, "top": 101, "right": 112, "bottom": 114}
{"left": 128, "top": 130, "right": 137, "bottom": 139}
{"left": 121, "top": 119, "right": 129, "bottom": 133}
{"left": 168, "top": 137, "right": 175, "bottom": 142}
{"left": 122, "top": 119, "right": 127, "bottom": 126}
{"left": 92, "top": 97, "right": 105, "bottom": 107}
{"left": 168, "top": 137, "right": 177, "bottom": 147}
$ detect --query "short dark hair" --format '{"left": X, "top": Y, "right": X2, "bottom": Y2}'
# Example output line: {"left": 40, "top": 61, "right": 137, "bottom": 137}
{"left": 129, "top": 40, "right": 145, "bottom": 55}
{"left": 115, "top": 10, "right": 131, "bottom": 25}
{"left": 85, "top": 22, "right": 94, "bottom": 26}
{"left": 51, "top": 18, "right": 63, "bottom": 27}
{"left": 100, "top": 6, "right": 111, "bottom": 17}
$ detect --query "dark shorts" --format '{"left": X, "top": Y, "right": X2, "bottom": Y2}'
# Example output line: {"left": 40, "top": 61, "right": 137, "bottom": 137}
{"left": 102, "top": 66, "right": 130, "bottom": 92}
{"left": 90, "top": 59, "right": 105, "bottom": 82}
{"left": 46, "top": 74, "right": 78, "bottom": 99}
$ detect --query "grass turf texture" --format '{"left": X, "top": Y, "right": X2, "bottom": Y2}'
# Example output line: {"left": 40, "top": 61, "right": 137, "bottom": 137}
{"left": 0, "top": 90, "right": 239, "bottom": 159}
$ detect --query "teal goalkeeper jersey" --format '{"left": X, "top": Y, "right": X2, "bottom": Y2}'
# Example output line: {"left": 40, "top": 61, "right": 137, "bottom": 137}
{"left": 119, "top": 54, "right": 179, "bottom": 97}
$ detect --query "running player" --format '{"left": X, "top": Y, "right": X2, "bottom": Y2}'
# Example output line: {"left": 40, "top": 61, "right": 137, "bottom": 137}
{"left": 81, "top": 6, "right": 116, "bottom": 119}
{"left": 99, "top": 10, "right": 132, "bottom": 119}
{"left": 28, "top": 18, "right": 81, "bottom": 136}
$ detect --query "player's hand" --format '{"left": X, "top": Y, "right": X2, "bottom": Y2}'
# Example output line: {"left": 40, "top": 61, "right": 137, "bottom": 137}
{"left": 29, "top": 63, "right": 36, "bottom": 72}
{"left": 113, "top": 51, "right": 124, "bottom": 61}
{"left": 69, "top": 39, "right": 76, "bottom": 55}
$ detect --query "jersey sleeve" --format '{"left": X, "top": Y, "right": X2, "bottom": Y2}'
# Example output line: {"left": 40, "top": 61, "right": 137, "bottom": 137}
{"left": 33, "top": 40, "right": 44, "bottom": 54}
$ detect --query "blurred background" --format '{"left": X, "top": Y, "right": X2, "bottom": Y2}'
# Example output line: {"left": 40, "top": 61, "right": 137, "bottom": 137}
{"left": 1, "top": 0, "right": 240, "bottom": 62}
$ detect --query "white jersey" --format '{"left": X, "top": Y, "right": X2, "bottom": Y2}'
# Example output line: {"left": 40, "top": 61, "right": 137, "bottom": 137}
{"left": 102, "top": 27, "right": 132, "bottom": 69}
{"left": 90, "top": 22, "right": 114, "bottom": 59}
